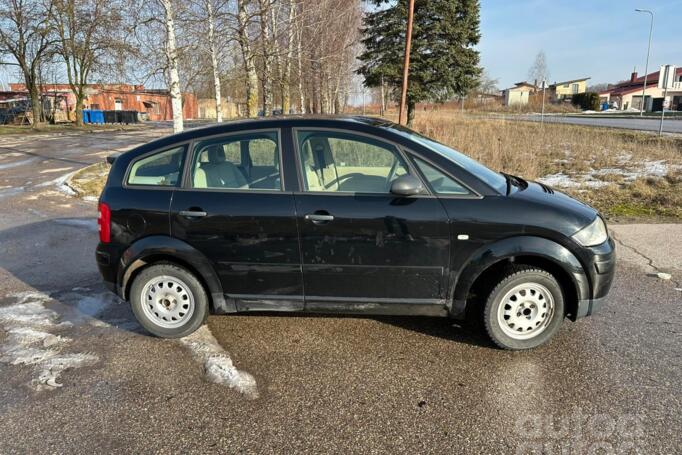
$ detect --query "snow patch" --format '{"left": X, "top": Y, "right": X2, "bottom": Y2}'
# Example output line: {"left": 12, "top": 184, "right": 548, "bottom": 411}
{"left": 0, "top": 290, "right": 98, "bottom": 390}
{"left": 36, "top": 170, "right": 78, "bottom": 196}
{"left": 537, "top": 173, "right": 581, "bottom": 188}
{"left": 179, "top": 326, "right": 258, "bottom": 399}
{"left": 539, "top": 160, "right": 681, "bottom": 189}
{"left": 34, "top": 353, "right": 98, "bottom": 389}
{"left": 39, "top": 167, "right": 73, "bottom": 174}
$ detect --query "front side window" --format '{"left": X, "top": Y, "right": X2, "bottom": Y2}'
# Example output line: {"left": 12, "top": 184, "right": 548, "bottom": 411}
{"left": 297, "top": 130, "right": 408, "bottom": 193}
{"left": 127, "top": 145, "right": 186, "bottom": 187}
{"left": 413, "top": 157, "right": 470, "bottom": 195}
{"left": 383, "top": 124, "right": 507, "bottom": 194}
{"left": 191, "top": 131, "right": 280, "bottom": 190}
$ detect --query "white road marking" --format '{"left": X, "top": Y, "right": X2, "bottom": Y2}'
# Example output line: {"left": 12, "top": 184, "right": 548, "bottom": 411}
{"left": 180, "top": 326, "right": 259, "bottom": 399}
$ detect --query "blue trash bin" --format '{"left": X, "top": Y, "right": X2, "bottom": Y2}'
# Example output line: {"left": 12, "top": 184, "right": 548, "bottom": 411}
{"left": 91, "top": 110, "right": 104, "bottom": 124}
{"left": 82, "top": 110, "right": 91, "bottom": 124}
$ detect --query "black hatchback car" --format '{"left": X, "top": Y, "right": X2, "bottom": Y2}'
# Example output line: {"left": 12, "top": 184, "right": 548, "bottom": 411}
{"left": 96, "top": 116, "right": 615, "bottom": 350}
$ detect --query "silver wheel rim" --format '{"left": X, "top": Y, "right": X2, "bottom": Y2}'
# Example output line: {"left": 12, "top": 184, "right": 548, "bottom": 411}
{"left": 140, "top": 275, "right": 195, "bottom": 329}
{"left": 497, "top": 282, "right": 555, "bottom": 340}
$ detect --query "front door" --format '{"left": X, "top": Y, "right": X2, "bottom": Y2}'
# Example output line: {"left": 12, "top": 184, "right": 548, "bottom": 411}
{"left": 170, "top": 129, "right": 303, "bottom": 309}
{"left": 292, "top": 129, "right": 450, "bottom": 309}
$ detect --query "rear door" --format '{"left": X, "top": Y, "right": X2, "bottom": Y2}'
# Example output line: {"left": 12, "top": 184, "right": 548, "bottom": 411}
{"left": 170, "top": 129, "right": 303, "bottom": 308}
{"left": 292, "top": 128, "right": 451, "bottom": 307}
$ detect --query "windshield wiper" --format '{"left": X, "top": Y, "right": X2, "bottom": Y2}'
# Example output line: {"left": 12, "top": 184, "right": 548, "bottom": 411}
{"left": 501, "top": 172, "right": 528, "bottom": 194}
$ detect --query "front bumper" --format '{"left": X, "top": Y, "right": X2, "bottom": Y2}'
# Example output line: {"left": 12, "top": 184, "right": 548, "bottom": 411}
{"left": 573, "top": 236, "right": 616, "bottom": 319}
{"left": 575, "top": 295, "right": 607, "bottom": 318}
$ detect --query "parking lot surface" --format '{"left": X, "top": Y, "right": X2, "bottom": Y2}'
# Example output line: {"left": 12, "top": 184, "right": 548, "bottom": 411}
{"left": 0, "top": 126, "right": 680, "bottom": 453}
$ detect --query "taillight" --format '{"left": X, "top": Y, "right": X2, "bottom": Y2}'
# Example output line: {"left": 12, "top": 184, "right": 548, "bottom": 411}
{"left": 98, "top": 202, "right": 111, "bottom": 243}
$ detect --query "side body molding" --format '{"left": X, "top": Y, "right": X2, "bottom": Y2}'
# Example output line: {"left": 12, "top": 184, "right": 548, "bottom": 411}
{"left": 117, "top": 236, "right": 234, "bottom": 313}
{"left": 449, "top": 236, "right": 590, "bottom": 318}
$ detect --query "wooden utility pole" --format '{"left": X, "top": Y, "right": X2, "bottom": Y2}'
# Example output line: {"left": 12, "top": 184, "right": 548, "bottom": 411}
{"left": 398, "top": 0, "right": 415, "bottom": 125}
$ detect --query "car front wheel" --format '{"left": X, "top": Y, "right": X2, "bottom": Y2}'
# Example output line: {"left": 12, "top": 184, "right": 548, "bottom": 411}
{"left": 130, "top": 263, "right": 209, "bottom": 338}
{"left": 483, "top": 267, "right": 564, "bottom": 350}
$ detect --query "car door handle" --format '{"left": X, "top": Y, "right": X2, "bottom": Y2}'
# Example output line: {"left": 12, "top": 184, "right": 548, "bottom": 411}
{"left": 179, "top": 210, "right": 207, "bottom": 218}
{"left": 305, "top": 213, "right": 334, "bottom": 223}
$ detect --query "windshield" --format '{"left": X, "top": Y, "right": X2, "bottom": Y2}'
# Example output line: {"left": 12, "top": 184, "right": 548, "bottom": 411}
{"left": 383, "top": 123, "right": 508, "bottom": 194}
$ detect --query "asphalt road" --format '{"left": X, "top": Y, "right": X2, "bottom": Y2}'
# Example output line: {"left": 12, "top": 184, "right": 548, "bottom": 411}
{"left": 0, "top": 125, "right": 681, "bottom": 453}
{"left": 512, "top": 114, "right": 682, "bottom": 134}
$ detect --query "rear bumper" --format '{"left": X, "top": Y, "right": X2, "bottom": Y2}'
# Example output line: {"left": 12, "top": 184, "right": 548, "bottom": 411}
{"left": 96, "top": 242, "right": 123, "bottom": 298}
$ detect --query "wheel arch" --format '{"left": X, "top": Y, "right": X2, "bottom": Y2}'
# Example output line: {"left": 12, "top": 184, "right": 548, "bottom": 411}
{"left": 450, "top": 236, "right": 590, "bottom": 321}
{"left": 118, "top": 235, "right": 235, "bottom": 313}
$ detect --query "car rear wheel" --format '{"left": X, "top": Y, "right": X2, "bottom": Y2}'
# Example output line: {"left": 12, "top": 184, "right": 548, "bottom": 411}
{"left": 130, "top": 263, "right": 208, "bottom": 338}
{"left": 483, "top": 267, "right": 564, "bottom": 350}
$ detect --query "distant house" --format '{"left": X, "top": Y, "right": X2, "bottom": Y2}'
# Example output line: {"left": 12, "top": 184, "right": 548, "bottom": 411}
{"left": 599, "top": 68, "right": 682, "bottom": 111}
{"left": 502, "top": 82, "right": 538, "bottom": 106}
{"left": 549, "top": 77, "right": 590, "bottom": 100}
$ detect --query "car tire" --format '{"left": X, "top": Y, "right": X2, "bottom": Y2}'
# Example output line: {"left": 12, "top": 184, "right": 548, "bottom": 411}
{"left": 130, "top": 263, "right": 209, "bottom": 338}
{"left": 483, "top": 267, "right": 564, "bottom": 350}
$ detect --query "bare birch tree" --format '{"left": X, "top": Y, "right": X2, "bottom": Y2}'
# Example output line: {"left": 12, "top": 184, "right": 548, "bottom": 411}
{"left": 257, "top": 0, "right": 273, "bottom": 116}
{"left": 161, "top": 0, "right": 184, "bottom": 132}
{"left": 236, "top": 0, "right": 258, "bottom": 116}
{"left": 280, "top": 0, "right": 294, "bottom": 114}
{"left": 205, "top": 0, "right": 223, "bottom": 121}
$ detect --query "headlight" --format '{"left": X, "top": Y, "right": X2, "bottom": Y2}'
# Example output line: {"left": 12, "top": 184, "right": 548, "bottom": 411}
{"left": 572, "top": 217, "right": 608, "bottom": 247}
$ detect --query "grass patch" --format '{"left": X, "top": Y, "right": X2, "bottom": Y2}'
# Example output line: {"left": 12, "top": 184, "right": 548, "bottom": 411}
{"left": 0, "top": 123, "right": 148, "bottom": 135}
{"left": 68, "top": 161, "right": 110, "bottom": 198}
{"left": 567, "top": 172, "right": 682, "bottom": 220}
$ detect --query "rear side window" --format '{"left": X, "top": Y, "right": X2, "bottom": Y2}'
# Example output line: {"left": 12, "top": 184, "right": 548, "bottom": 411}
{"left": 127, "top": 145, "right": 186, "bottom": 187}
{"left": 191, "top": 131, "right": 281, "bottom": 190}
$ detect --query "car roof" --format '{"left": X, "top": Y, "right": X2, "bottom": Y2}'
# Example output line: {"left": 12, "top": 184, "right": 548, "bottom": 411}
{"left": 138, "top": 116, "right": 400, "bottom": 150}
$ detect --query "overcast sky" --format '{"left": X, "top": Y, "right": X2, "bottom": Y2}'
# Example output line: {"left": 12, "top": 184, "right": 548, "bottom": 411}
{"left": 479, "top": 0, "right": 682, "bottom": 89}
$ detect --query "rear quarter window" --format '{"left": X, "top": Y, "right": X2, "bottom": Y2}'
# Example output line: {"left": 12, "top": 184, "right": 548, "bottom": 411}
{"left": 127, "top": 145, "right": 186, "bottom": 187}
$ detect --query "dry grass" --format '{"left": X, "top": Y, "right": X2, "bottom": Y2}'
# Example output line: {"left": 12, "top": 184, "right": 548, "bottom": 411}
{"left": 409, "top": 110, "right": 681, "bottom": 179}
{"left": 0, "top": 123, "right": 148, "bottom": 135}
{"left": 68, "top": 161, "right": 110, "bottom": 198}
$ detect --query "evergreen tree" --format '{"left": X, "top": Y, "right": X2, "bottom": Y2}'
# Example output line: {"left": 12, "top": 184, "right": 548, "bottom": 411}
{"left": 358, "top": 0, "right": 481, "bottom": 124}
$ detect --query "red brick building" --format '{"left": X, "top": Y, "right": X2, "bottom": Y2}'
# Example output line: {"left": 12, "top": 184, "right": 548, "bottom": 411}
{"left": 6, "top": 83, "right": 197, "bottom": 121}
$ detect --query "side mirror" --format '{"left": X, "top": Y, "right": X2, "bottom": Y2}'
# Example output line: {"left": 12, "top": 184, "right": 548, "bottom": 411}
{"left": 390, "top": 174, "right": 425, "bottom": 196}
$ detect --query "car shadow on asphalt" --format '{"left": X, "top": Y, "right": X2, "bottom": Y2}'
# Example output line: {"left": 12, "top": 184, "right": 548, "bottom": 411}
{"left": 0, "top": 217, "right": 141, "bottom": 332}
{"left": 227, "top": 312, "right": 496, "bottom": 349}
